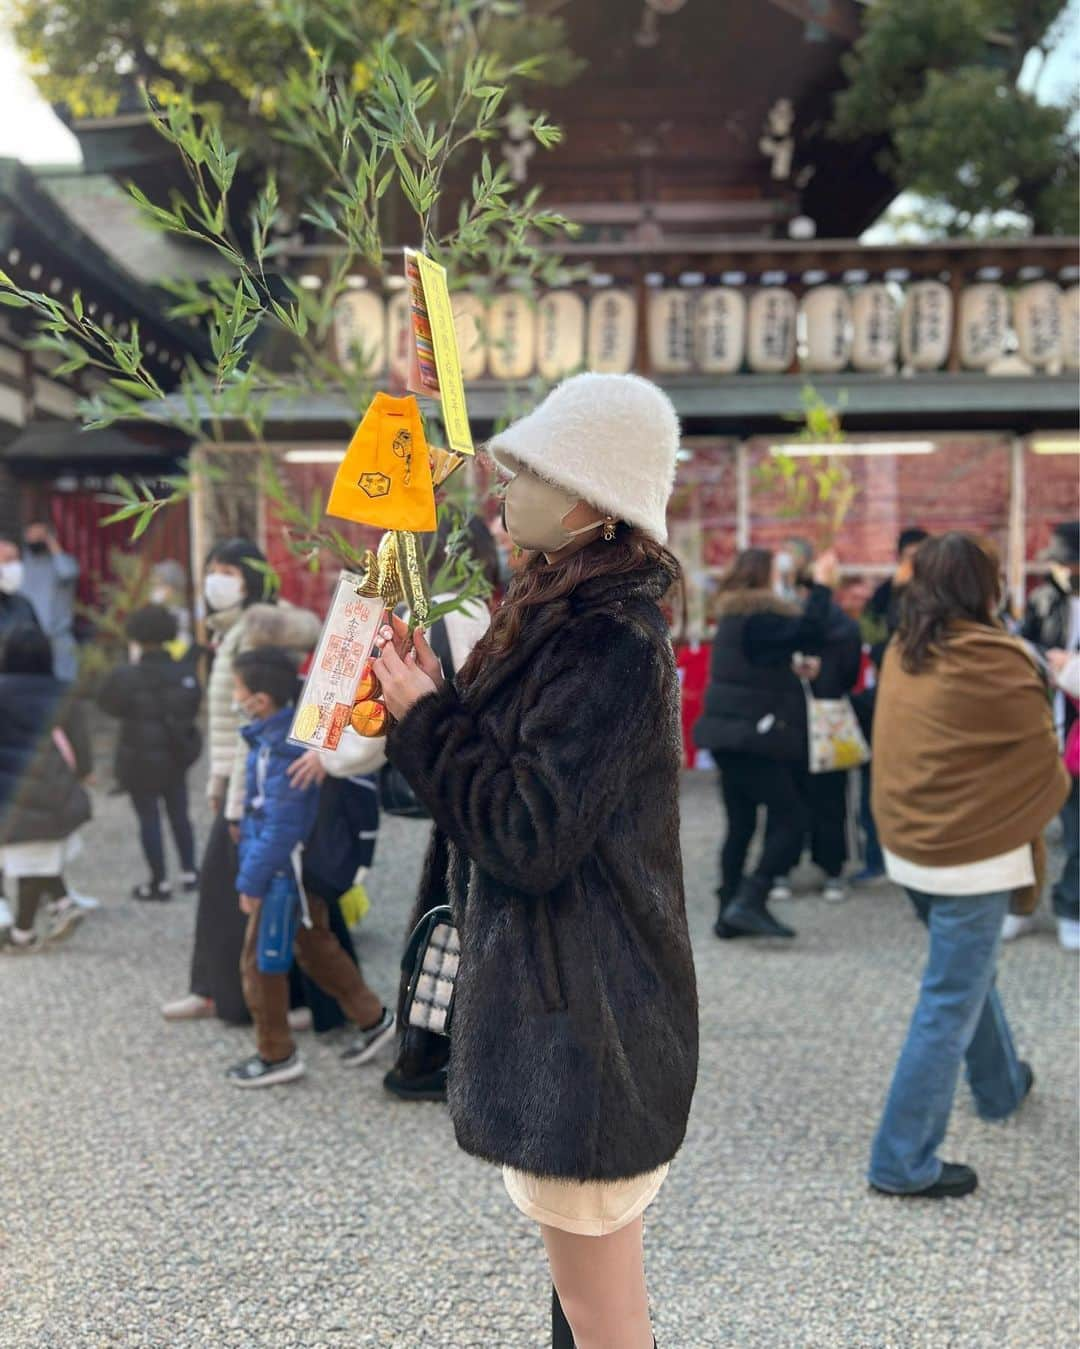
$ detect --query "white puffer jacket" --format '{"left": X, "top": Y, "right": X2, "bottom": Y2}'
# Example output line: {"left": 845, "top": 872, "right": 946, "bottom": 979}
{"left": 205, "top": 600, "right": 322, "bottom": 820}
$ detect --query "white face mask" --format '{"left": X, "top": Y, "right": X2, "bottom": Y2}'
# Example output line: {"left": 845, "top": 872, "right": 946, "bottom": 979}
{"left": 0, "top": 560, "right": 24, "bottom": 595}
{"left": 204, "top": 572, "right": 245, "bottom": 612}
{"left": 503, "top": 471, "right": 607, "bottom": 555}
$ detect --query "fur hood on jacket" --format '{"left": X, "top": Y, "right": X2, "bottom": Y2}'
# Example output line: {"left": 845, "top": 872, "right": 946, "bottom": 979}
{"left": 713, "top": 587, "right": 797, "bottom": 619}
{"left": 386, "top": 560, "right": 698, "bottom": 1182}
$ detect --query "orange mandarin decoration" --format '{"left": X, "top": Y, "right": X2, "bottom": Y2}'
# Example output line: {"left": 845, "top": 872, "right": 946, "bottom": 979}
{"left": 351, "top": 698, "right": 388, "bottom": 738}
{"left": 356, "top": 661, "right": 379, "bottom": 704}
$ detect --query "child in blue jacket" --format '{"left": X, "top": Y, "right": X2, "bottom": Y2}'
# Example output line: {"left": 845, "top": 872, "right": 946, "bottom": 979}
{"left": 227, "top": 648, "right": 394, "bottom": 1088}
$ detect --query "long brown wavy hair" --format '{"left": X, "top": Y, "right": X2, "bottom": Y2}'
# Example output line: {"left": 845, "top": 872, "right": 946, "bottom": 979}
{"left": 896, "top": 532, "right": 1001, "bottom": 674}
{"left": 457, "top": 524, "right": 683, "bottom": 687}
{"left": 717, "top": 547, "right": 773, "bottom": 594}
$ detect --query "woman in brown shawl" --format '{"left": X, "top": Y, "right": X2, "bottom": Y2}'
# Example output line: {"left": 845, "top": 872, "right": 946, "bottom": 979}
{"left": 869, "top": 533, "right": 1069, "bottom": 1199}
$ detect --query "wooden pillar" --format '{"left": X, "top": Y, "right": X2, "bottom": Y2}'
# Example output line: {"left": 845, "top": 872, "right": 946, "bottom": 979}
{"left": 1007, "top": 434, "right": 1026, "bottom": 614}
{"left": 735, "top": 438, "right": 750, "bottom": 550}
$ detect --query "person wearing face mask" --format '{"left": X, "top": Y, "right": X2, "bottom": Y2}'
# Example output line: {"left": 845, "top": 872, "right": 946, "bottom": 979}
{"left": 19, "top": 522, "right": 80, "bottom": 683}
{"left": 149, "top": 558, "right": 194, "bottom": 658}
{"left": 694, "top": 545, "right": 838, "bottom": 939}
{"left": 161, "top": 538, "right": 322, "bottom": 1025}
{"left": 0, "top": 534, "right": 39, "bottom": 651}
{"left": 374, "top": 372, "right": 697, "bottom": 1349}
{"left": 1006, "top": 520, "right": 1080, "bottom": 950}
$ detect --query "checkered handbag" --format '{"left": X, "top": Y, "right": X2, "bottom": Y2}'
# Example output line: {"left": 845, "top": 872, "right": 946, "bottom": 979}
{"left": 401, "top": 904, "right": 460, "bottom": 1039}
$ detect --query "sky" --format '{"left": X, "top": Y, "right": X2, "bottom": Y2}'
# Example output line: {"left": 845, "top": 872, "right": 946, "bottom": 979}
{"left": 0, "top": 2, "right": 1075, "bottom": 174}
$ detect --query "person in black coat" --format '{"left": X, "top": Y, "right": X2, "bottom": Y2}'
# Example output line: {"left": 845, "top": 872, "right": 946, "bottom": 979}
{"left": 0, "top": 625, "right": 92, "bottom": 948}
{"left": 694, "top": 546, "right": 837, "bottom": 940}
{"left": 789, "top": 593, "right": 863, "bottom": 901}
{"left": 373, "top": 372, "right": 696, "bottom": 1349}
{"left": 98, "top": 605, "right": 202, "bottom": 900}
{"left": 0, "top": 534, "right": 39, "bottom": 651}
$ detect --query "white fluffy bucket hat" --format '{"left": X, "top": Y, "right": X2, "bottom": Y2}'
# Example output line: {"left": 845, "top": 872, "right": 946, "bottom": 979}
{"left": 488, "top": 372, "right": 681, "bottom": 544}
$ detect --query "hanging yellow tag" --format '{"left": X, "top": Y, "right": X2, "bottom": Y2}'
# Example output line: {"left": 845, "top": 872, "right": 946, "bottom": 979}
{"left": 405, "top": 248, "right": 475, "bottom": 457}
{"left": 326, "top": 392, "right": 437, "bottom": 533}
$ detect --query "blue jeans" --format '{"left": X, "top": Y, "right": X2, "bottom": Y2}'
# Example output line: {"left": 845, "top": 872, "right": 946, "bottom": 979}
{"left": 860, "top": 763, "right": 884, "bottom": 873}
{"left": 869, "top": 889, "right": 1027, "bottom": 1193}
{"left": 1052, "top": 778, "right": 1079, "bottom": 922}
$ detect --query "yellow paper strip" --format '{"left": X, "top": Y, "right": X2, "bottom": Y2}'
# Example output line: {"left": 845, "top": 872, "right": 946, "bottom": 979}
{"left": 413, "top": 251, "right": 475, "bottom": 456}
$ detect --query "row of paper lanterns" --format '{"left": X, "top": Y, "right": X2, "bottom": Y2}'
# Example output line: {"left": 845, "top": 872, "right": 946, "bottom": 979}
{"left": 334, "top": 280, "right": 1080, "bottom": 381}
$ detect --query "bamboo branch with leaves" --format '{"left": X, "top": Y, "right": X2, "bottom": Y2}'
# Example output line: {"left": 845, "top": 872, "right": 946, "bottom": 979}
{"left": 755, "top": 385, "right": 859, "bottom": 552}
{"left": 1, "top": 0, "right": 577, "bottom": 593}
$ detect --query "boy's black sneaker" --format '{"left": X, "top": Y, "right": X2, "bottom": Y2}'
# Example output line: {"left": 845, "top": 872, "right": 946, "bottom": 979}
{"left": 383, "top": 1065, "right": 448, "bottom": 1103}
{"left": 226, "top": 1052, "right": 305, "bottom": 1088}
{"left": 871, "top": 1162, "right": 978, "bottom": 1200}
{"left": 341, "top": 1009, "right": 396, "bottom": 1067}
{"left": 132, "top": 881, "right": 172, "bottom": 902}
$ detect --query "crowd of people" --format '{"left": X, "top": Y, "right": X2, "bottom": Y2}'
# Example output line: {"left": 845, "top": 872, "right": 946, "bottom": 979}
{"left": 0, "top": 378, "right": 1077, "bottom": 1346}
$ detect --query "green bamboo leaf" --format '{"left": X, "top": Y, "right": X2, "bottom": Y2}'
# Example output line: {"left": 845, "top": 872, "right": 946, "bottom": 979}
{"left": 413, "top": 39, "right": 442, "bottom": 73}
{"left": 100, "top": 503, "right": 147, "bottom": 525}
{"left": 0, "top": 293, "right": 29, "bottom": 307}
{"left": 130, "top": 508, "right": 155, "bottom": 540}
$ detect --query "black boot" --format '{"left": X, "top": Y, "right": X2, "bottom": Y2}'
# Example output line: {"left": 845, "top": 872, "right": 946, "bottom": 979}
{"left": 714, "top": 883, "right": 746, "bottom": 940}
{"left": 552, "top": 1285, "right": 575, "bottom": 1349}
{"left": 723, "top": 876, "right": 796, "bottom": 939}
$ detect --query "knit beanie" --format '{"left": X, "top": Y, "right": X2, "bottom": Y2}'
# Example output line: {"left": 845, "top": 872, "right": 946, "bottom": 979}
{"left": 488, "top": 373, "right": 681, "bottom": 544}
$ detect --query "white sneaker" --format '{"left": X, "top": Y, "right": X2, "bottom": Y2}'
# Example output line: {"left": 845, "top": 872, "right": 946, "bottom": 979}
{"left": 68, "top": 889, "right": 101, "bottom": 911}
{"left": 1057, "top": 918, "right": 1080, "bottom": 952}
{"left": 823, "top": 879, "right": 849, "bottom": 904}
{"left": 45, "top": 898, "right": 84, "bottom": 943}
{"left": 1001, "top": 913, "right": 1038, "bottom": 943}
{"left": 768, "top": 878, "right": 793, "bottom": 903}
{"left": 161, "top": 993, "right": 216, "bottom": 1021}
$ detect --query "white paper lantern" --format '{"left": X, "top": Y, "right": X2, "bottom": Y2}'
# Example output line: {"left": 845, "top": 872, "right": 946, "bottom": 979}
{"left": 386, "top": 291, "right": 411, "bottom": 382}
{"left": 1013, "top": 282, "right": 1062, "bottom": 369}
{"left": 747, "top": 288, "right": 797, "bottom": 373}
{"left": 487, "top": 292, "right": 537, "bottom": 380}
{"left": 1060, "top": 285, "right": 1079, "bottom": 372}
{"left": 536, "top": 291, "right": 586, "bottom": 380}
{"left": 851, "top": 285, "right": 898, "bottom": 372}
{"left": 451, "top": 293, "right": 487, "bottom": 381}
{"left": 801, "top": 286, "right": 852, "bottom": 373}
{"left": 333, "top": 290, "right": 386, "bottom": 374}
{"left": 899, "top": 281, "right": 953, "bottom": 371}
{"left": 694, "top": 288, "right": 746, "bottom": 374}
{"left": 587, "top": 290, "right": 637, "bottom": 374}
{"left": 959, "top": 283, "right": 1010, "bottom": 370}
{"left": 648, "top": 289, "right": 695, "bottom": 374}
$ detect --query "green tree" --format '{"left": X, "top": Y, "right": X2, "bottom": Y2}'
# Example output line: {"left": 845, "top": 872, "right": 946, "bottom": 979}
{"left": 833, "top": 0, "right": 1077, "bottom": 236}
{"left": 1, "top": 0, "right": 577, "bottom": 612}
{"left": 11, "top": 0, "right": 582, "bottom": 182}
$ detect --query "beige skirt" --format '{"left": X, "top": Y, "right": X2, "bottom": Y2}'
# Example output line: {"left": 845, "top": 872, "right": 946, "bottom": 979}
{"left": 503, "top": 1164, "right": 669, "bottom": 1237}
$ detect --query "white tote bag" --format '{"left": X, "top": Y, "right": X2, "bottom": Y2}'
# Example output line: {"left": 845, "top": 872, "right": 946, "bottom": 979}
{"left": 802, "top": 681, "right": 871, "bottom": 774}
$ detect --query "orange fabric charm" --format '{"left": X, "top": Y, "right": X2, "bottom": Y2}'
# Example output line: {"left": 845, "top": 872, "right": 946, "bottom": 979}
{"left": 327, "top": 392, "right": 436, "bottom": 533}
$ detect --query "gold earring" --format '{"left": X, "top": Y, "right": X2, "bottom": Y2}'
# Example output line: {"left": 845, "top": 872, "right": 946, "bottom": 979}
{"left": 602, "top": 518, "right": 616, "bottom": 542}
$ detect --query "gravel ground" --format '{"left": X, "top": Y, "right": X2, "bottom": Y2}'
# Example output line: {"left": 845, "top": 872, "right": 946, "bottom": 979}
{"left": 1, "top": 764, "right": 1077, "bottom": 1348}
